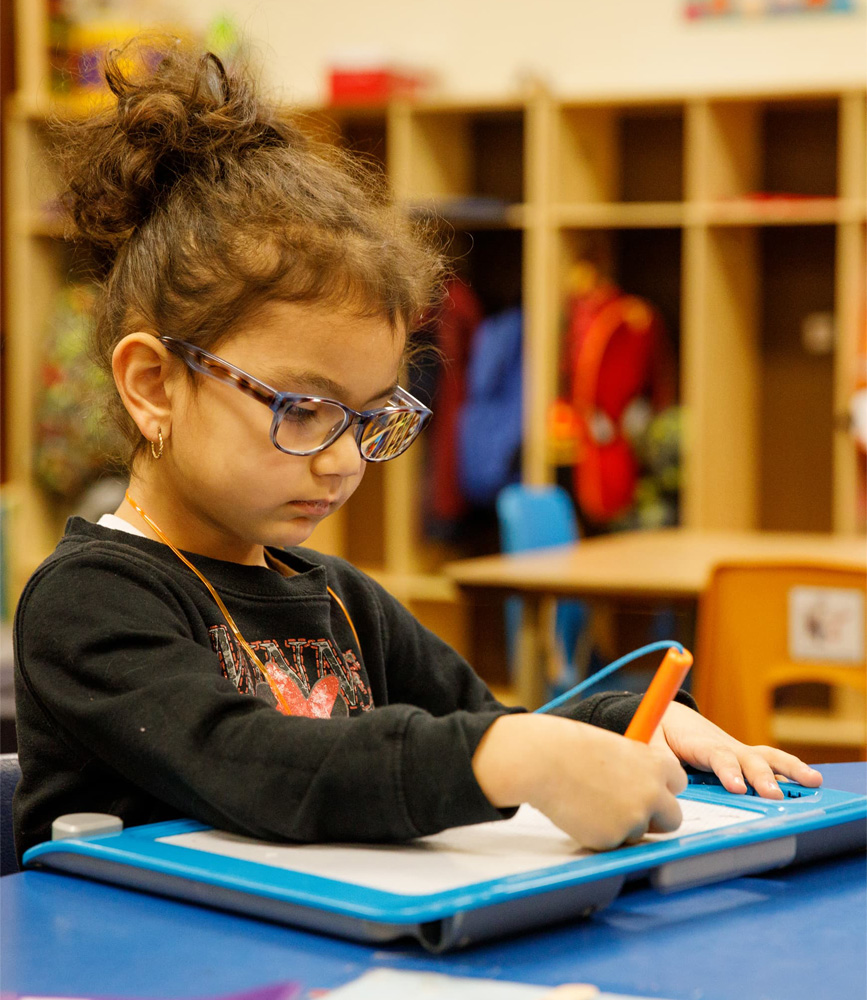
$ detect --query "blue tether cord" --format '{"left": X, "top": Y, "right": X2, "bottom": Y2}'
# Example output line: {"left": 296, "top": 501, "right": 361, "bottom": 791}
{"left": 534, "top": 640, "right": 685, "bottom": 714}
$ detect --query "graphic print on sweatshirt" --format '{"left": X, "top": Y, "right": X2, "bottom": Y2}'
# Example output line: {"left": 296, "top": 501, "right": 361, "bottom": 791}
{"left": 209, "top": 625, "right": 373, "bottom": 718}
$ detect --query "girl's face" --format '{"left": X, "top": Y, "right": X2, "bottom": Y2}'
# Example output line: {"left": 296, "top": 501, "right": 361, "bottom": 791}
{"left": 152, "top": 299, "right": 405, "bottom": 563}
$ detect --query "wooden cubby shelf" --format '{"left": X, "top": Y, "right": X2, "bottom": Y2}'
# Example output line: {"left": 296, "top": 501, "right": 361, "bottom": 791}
{"left": 697, "top": 198, "right": 865, "bottom": 227}
{"left": 553, "top": 203, "right": 687, "bottom": 228}
{"left": 5, "top": 6, "right": 865, "bottom": 659}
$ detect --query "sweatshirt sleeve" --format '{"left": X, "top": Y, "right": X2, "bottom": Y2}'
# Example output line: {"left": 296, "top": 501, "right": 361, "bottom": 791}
{"left": 355, "top": 573, "right": 702, "bottom": 836}
{"left": 15, "top": 553, "right": 512, "bottom": 844}
{"left": 361, "top": 569, "right": 698, "bottom": 728}
{"left": 546, "top": 687, "right": 699, "bottom": 730}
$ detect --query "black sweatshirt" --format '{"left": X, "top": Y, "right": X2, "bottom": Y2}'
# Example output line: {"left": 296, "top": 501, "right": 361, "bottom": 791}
{"left": 13, "top": 516, "right": 694, "bottom": 862}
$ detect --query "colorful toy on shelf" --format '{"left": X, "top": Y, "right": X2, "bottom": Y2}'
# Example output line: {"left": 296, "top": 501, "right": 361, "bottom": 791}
{"left": 560, "top": 262, "right": 677, "bottom": 525}
{"left": 546, "top": 398, "right": 580, "bottom": 467}
{"left": 326, "top": 48, "right": 434, "bottom": 105}
{"left": 48, "top": 1, "right": 193, "bottom": 97}
{"left": 34, "top": 284, "right": 124, "bottom": 500}
{"left": 614, "top": 404, "right": 683, "bottom": 531}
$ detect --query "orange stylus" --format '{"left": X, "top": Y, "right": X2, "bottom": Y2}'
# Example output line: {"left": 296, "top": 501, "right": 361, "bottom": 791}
{"left": 624, "top": 646, "right": 694, "bottom": 742}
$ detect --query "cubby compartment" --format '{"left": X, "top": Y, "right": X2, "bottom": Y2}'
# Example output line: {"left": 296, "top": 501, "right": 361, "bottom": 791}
{"left": 412, "top": 226, "right": 524, "bottom": 561}
{"left": 690, "top": 224, "right": 838, "bottom": 533}
{"left": 553, "top": 226, "right": 683, "bottom": 527}
{"left": 556, "top": 227, "right": 682, "bottom": 348}
{"left": 758, "top": 225, "right": 836, "bottom": 532}
{"left": 620, "top": 110, "right": 684, "bottom": 203}
{"left": 555, "top": 103, "right": 684, "bottom": 204}
{"left": 301, "top": 107, "right": 389, "bottom": 175}
{"left": 700, "top": 97, "right": 839, "bottom": 202}
{"left": 405, "top": 106, "right": 525, "bottom": 213}
{"left": 762, "top": 101, "right": 838, "bottom": 198}
{"left": 412, "top": 435, "right": 504, "bottom": 563}
{"left": 616, "top": 228, "right": 683, "bottom": 351}
{"left": 443, "top": 227, "right": 524, "bottom": 315}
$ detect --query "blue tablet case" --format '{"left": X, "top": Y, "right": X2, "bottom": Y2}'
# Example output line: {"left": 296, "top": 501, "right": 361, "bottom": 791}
{"left": 23, "top": 776, "right": 866, "bottom": 952}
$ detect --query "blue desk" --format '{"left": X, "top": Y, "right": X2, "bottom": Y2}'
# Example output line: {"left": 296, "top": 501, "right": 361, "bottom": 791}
{"left": 2, "top": 764, "right": 865, "bottom": 1000}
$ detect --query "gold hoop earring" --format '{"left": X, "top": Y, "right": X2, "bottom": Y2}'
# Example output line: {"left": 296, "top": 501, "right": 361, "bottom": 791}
{"left": 150, "top": 428, "right": 164, "bottom": 460}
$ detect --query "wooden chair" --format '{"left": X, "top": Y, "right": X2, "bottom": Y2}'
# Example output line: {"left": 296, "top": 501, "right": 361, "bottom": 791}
{"left": 694, "top": 562, "right": 866, "bottom": 757}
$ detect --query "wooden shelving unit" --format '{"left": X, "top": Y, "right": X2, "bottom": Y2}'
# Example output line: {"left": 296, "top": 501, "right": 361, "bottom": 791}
{"left": 4, "top": 0, "right": 865, "bottom": 657}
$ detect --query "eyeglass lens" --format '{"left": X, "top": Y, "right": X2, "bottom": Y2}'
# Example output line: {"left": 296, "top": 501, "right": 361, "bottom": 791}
{"left": 274, "top": 399, "right": 347, "bottom": 453}
{"left": 273, "top": 399, "right": 422, "bottom": 459}
{"left": 358, "top": 409, "right": 422, "bottom": 460}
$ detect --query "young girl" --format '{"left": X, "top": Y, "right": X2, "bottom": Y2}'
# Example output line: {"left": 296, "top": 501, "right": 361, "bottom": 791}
{"left": 13, "top": 41, "right": 821, "bottom": 863}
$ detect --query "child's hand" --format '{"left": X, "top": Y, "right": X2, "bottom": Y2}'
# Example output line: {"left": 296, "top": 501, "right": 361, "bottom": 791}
{"left": 472, "top": 714, "right": 687, "bottom": 850}
{"left": 653, "top": 701, "right": 823, "bottom": 799}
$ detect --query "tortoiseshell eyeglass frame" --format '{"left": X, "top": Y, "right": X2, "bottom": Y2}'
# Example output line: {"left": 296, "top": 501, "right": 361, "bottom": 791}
{"left": 159, "top": 336, "right": 432, "bottom": 461}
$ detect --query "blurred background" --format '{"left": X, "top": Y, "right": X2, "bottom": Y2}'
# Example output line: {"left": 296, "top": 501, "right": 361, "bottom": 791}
{"left": 1, "top": 0, "right": 865, "bottom": 756}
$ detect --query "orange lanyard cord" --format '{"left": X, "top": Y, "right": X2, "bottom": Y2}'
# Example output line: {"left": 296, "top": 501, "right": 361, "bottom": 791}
{"left": 326, "top": 586, "right": 362, "bottom": 659}
{"left": 125, "top": 491, "right": 295, "bottom": 716}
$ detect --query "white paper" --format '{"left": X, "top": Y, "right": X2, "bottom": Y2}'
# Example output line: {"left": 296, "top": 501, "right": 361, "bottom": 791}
{"left": 323, "top": 968, "right": 667, "bottom": 999}
{"left": 323, "top": 969, "right": 565, "bottom": 999}
{"left": 158, "top": 799, "right": 761, "bottom": 896}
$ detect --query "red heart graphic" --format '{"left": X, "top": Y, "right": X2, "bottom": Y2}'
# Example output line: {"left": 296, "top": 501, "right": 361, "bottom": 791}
{"left": 274, "top": 673, "right": 342, "bottom": 718}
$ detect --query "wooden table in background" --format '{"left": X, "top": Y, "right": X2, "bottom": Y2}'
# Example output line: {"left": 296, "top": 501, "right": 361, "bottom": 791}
{"left": 444, "top": 529, "right": 867, "bottom": 708}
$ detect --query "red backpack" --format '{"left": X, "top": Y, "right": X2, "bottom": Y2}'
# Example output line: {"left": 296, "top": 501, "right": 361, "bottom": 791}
{"left": 564, "top": 273, "right": 676, "bottom": 524}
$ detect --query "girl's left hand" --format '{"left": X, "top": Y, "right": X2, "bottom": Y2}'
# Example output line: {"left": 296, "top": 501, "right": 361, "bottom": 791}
{"left": 652, "top": 701, "right": 823, "bottom": 799}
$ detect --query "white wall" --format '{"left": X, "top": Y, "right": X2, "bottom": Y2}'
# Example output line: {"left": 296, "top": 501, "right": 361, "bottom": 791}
{"left": 181, "top": 0, "right": 867, "bottom": 103}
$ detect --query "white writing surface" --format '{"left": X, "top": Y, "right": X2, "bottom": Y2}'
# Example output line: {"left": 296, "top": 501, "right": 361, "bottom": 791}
{"left": 159, "top": 799, "right": 761, "bottom": 896}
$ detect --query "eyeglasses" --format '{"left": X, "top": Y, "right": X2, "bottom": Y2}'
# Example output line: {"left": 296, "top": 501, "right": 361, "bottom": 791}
{"left": 160, "top": 337, "right": 432, "bottom": 462}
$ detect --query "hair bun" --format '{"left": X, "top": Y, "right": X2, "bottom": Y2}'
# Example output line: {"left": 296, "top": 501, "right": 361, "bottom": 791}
{"left": 118, "top": 89, "right": 191, "bottom": 150}
{"left": 112, "top": 46, "right": 260, "bottom": 156}
{"left": 55, "top": 37, "right": 295, "bottom": 258}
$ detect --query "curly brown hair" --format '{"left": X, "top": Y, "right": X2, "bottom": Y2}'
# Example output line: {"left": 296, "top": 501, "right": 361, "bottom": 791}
{"left": 53, "top": 37, "right": 445, "bottom": 466}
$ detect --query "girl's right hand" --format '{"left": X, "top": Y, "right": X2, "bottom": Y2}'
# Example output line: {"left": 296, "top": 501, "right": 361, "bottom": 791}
{"left": 472, "top": 713, "right": 687, "bottom": 850}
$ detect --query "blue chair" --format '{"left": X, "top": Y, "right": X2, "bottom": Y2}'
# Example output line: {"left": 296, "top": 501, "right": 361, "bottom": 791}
{"left": 1, "top": 753, "right": 21, "bottom": 875}
{"left": 496, "top": 484, "right": 590, "bottom": 696}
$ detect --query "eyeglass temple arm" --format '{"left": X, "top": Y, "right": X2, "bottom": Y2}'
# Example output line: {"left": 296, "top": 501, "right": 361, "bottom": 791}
{"left": 162, "top": 339, "right": 278, "bottom": 409}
